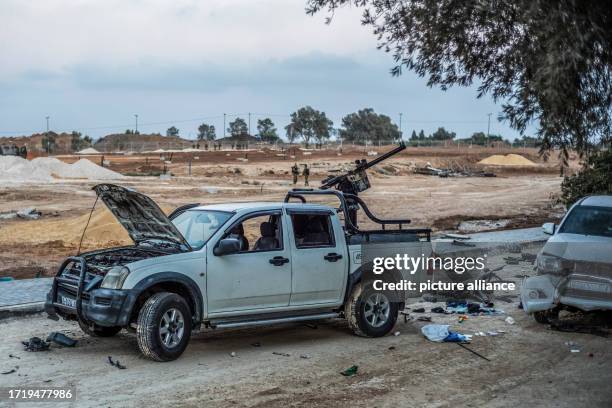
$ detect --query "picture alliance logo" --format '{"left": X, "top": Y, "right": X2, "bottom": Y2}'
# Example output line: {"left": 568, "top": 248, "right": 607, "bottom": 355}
{"left": 372, "top": 253, "right": 487, "bottom": 275}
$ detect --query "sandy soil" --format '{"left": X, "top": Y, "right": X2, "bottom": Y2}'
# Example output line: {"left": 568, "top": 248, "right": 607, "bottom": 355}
{"left": 1, "top": 255, "right": 610, "bottom": 408}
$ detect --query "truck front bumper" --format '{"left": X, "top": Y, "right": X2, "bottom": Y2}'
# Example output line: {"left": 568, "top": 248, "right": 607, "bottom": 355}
{"left": 46, "top": 286, "right": 137, "bottom": 328}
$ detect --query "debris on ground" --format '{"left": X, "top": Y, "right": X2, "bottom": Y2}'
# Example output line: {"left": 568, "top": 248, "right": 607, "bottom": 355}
{"left": 47, "top": 332, "right": 77, "bottom": 347}
{"left": 393, "top": 331, "right": 401, "bottom": 336}
{"left": 229, "top": 352, "right": 237, "bottom": 357}
{"left": 417, "top": 316, "right": 432, "bottom": 322}
{"left": 17, "top": 207, "right": 42, "bottom": 220}
{"left": 565, "top": 341, "right": 581, "bottom": 353}
{"left": 22, "top": 337, "right": 50, "bottom": 352}
{"left": 412, "top": 308, "right": 425, "bottom": 313}
{"left": 8, "top": 354, "right": 20, "bottom": 359}
{"left": 250, "top": 342, "right": 261, "bottom": 347}
{"left": 107, "top": 356, "right": 126, "bottom": 369}
{"left": 2, "top": 368, "right": 17, "bottom": 375}
{"left": 456, "top": 343, "right": 491, "bottom": 361}
{"left": 421, "top": 324, "right": 472, "bottom": 343}
{"left": 505, "top": 316, "right": 516, "bottom": 325}
{"left": 300, "top": 354, "right": 310, "bottom": 359}
{"left": 272, "top": 352, "right": 291, "bottom": 357}
{"left": 340, "top": 365, "right": 359, "bottom": 377}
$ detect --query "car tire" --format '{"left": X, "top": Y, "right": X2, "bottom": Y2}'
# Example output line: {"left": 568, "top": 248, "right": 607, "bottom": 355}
{"left": 136, "top": 292, "right": 192, "bottom": 362}
{"left": 78, "top": 319, "right": 122, "bottom": 337}
{"left": 344, "top": 282, "right": 399, "bottom": 337}
{"left": 533, "top": 308, "right": 559, "bottom": 324}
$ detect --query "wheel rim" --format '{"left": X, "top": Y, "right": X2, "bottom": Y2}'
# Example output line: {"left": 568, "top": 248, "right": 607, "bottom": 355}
{"left": 159, "top": 308, "right": 185, "bottom": 348}
{"left": 364, "top": 293, "right": 390, "bottom": 328}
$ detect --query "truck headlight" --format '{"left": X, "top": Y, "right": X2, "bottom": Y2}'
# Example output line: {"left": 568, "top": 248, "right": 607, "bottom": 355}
{"left": 536, "top": 254, "right": 571, "bottom": 275}
{"left": 101, "top": 266, "right": 130, "bottom": 289}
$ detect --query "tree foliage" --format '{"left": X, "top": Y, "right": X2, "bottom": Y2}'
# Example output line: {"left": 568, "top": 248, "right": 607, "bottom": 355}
{"left": 228, "top": 118, "right": 248, "bottom": 137}
{"left": 257, "top": 118, "right": 279, "bottom": 143}
{"left": 166, "top": 126, "right": 179, "bottom": 137}
{"left": 285, "top": 106, "right": 333, "bottom": 146}
{"left": 431, "top": 127, "right": 456, "bottom": 141}
{"left": 70, "top": 131, "right": 92, "bottom": 151}
{"left": 560, "top": 148, "right": 612, "bottom": 207}
{"left": 306, "top": 0, "right": 612, "bottom": 158}
{"left": 198, "top": 123, "right": 216, "bottom": 141}
{"left": 339, "top": 108, "right": 400, "bottom": 144}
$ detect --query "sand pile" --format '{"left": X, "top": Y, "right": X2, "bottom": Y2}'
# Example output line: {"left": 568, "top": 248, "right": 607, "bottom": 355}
{"left": 478, "top": 154, "right": 536, "bottom": 166}
{"left": 0, "top": 156, "right": 124, "bottom": 182}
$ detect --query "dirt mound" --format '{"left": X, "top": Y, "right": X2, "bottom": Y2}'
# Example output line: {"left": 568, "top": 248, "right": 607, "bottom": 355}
{"left": 478, "top": 154, "right": 536, "bottom": 166}
{"left": 0, "top": 156, "right": 124, "bottom": 182}
{"left": 0, "top": 205, "right": 172, "bottom": 248}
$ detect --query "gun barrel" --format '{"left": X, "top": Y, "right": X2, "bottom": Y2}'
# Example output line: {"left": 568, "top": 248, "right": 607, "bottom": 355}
{"left": 359, "top": 142, "right": 406, "bottom": 170}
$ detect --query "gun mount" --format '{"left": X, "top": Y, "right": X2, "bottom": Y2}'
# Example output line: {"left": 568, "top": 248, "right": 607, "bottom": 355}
{"left": 319, "top": 143, "right": 406, "bottom": 227}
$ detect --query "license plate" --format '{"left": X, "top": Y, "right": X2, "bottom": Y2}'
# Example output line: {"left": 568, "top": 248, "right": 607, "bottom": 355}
{"left": 568, "top": 280, "right": 611, "bottom": 294}
{"left": 60, "top": 296, "right": 76, "bottom": 308}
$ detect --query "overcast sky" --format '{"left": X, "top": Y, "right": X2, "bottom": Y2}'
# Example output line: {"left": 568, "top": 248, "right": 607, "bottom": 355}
{"left": 0, "top": 0, "right": 531, "bottom": 140}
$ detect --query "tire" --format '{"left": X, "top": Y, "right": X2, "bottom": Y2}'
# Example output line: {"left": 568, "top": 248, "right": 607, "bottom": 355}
{"left": 534, "top": 308, "right": 559, "bottom": 324}
{"left": 344, "top": 282, "right": 399, "bottom": 337}
{"left": 136, "top": 292, "right": 192, "bottom": 362}
{"left": 78, "top": 319, "right": 122, "bottom": 337}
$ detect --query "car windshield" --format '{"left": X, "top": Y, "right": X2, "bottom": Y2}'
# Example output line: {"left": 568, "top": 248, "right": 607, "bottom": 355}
{"left": 559, "top": 205, "right": 612, "bottom": 238}
{"left": 171, "top": 210, "right": 232, "bottom": 249}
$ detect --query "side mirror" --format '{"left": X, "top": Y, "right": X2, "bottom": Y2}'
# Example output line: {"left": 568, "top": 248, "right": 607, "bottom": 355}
{"left": 542, "top": 222, "right": 556, "bottom": 235}
{"left": 213, "top": 238, "right": 241, "bottom": 256}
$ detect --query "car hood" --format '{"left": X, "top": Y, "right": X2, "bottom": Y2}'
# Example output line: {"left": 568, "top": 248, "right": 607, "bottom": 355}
{"left": 93, "top": 184, "right": 191, "bottom": 251}
{"left": 542, "top": 233, "right": 612, "bottom": 263}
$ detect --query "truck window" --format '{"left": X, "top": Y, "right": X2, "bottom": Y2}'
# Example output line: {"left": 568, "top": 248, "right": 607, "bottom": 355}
{"left": 291, "top": 213, "right": 335, "bottom": 248}
{"left": 225, "top": 213, "right": 282, "bottom": 252}
{"left": 559, "top": 206, "right": 612, "bottom": 237}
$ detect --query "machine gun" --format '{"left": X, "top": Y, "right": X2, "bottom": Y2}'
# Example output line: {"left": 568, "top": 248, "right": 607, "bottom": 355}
{"left": 320, "top": 142, "right": 406, "bottom": 227}
{"left": 320, "top": 142, "right": 406, "bottom": 194}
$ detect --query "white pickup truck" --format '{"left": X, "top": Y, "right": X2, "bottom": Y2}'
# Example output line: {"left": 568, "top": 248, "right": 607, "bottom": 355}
{"left": 46, "top": 184, "right": 430, "bottom": 361}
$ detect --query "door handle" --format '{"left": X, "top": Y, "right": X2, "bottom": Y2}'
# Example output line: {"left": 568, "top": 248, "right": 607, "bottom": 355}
{"left": 324, "top": 253, "right": 343, "bottom": 262}
{"left": 269, "top": 256, "right": 290, "bottom": 266}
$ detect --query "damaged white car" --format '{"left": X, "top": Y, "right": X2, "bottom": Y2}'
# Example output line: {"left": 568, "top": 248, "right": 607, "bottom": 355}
{"left": 521, "top": 195, "right": 612, "bottom": 323}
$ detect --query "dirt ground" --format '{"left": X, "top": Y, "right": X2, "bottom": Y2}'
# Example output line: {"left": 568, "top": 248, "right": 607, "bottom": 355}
{"left": 1, "top": 252, "right": 610, "bottom": 407}
{"left": 0, "top": 146, "right": 565, "bottom": 279}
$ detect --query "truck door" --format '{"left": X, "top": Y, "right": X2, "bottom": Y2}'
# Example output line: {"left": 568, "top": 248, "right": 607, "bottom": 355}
{"left": 206, "top": 210, "right": 292, "bottom": 314}
{"left": 287, "top": 210, "right": 348, "bottom": 306}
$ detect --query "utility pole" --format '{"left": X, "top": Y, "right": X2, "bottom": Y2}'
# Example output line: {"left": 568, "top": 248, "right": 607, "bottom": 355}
{"left": 486, "top": 113, "right": 492, "bottom": 148}
{"left": 223, "top": 113, "right": 226, "bottom": 137}
{"left": 134, "top": 114, "right": 138, "bottom": 134}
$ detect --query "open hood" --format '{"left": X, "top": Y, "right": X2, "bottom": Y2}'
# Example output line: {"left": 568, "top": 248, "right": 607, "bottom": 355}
{"left": 93, "top": 184, "right": 191, "bottom": 251}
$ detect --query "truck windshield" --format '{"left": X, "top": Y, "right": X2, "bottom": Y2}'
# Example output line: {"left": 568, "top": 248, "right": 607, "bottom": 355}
{"left": 559, "top": 206, "right": 612, "bottom": 238}
{"left": 172, "top": 210, "right": 232, "bottom": 249}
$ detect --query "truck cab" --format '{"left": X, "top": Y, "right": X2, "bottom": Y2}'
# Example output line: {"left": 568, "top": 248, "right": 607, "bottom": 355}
{"left": 46, "top": 184, "right": 430, "bottom": 361}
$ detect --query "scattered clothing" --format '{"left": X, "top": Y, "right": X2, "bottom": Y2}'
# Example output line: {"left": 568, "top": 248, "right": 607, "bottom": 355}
{"left": 22, "top": 337, "right": 50, "bottom": 352}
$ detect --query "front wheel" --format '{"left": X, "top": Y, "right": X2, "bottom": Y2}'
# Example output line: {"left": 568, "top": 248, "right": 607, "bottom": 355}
{"left": 136, "top": 292, "right": 192, "bottom": 362}
{"left": 344, "top": 282, "right": 399, "bottom": 337}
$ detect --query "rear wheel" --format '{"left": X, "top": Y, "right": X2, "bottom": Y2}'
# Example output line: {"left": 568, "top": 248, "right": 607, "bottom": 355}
{"left": 136, "top": 292, "right": 192, "bottom": 362}
{"left": 344, "top": 282, "right": 398, "bottom": 337}
{"left": 78, "top": 319, "right": 122, "bottom": 337}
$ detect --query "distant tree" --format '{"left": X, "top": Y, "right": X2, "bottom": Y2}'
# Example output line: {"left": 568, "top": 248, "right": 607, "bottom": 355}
{"left": 228, "top": 118, "right": 248, "bottom": 137}
{"left": 198, "top": 123, "right": 216, "bottom": 141}
{"left": 70, "top": 131, "right": 92, "bottom": 151}
{"left": 418, "top": 130, "right": 425, "bottom": 140}
{"left": 431, "top": 127, "right": 456, "bottom": 141}
{"left": 125, "top": 129, "right": 133, "bottom": 135}
{"left": 287, "top": 106, "right": 334, "bottom": 147}
{"left": 512, "top": 135, "right": 539, "bottom": 148}
{"left": 410, "top": 130, "right": 418, "bottom": 140}
{"left": 338, "top": 108, "right": 400, "bottom": 145}
{"left": 166, "top": 126, "right": 179, "bottom": 137}
{"left": 41, "top": 132, "right": 57, "bottom": 153}
{"left": 257, "top": 118, "right": 279, "bottom": 143}
{"left": 285, "top": 123, "right": 298, "bottom": 144}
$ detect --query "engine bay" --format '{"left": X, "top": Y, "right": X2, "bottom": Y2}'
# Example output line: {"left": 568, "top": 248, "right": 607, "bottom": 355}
{"left": 84, "top": 247, "right": 170, "bottom": 276}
